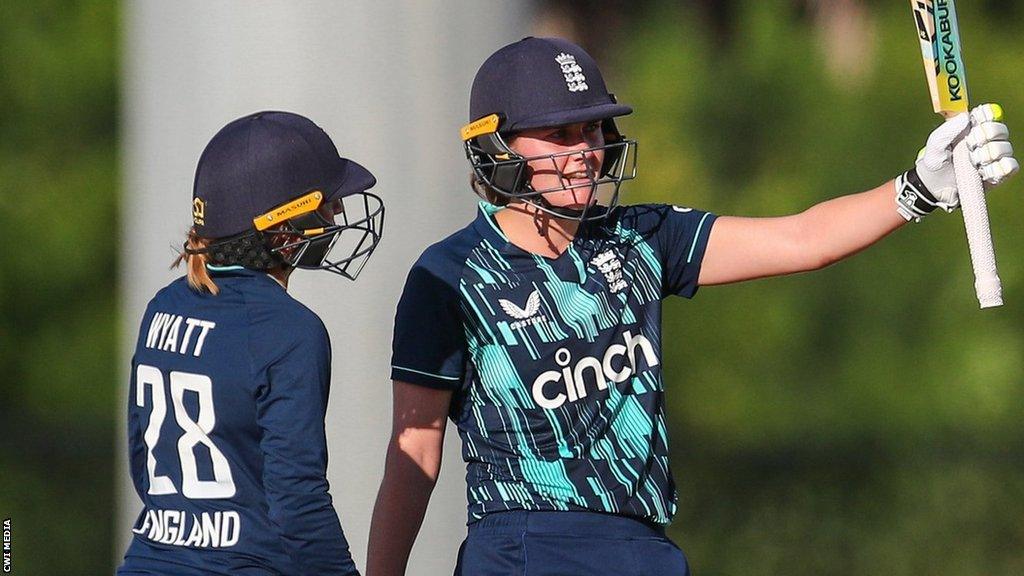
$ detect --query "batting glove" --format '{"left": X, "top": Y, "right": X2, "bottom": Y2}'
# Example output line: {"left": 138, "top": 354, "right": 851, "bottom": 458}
{"left": 895, "top": 103, "right": 1019, "bottom": 222}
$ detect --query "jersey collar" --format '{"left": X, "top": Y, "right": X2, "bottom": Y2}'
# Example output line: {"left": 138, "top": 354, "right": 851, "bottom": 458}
{"left": 205, "top": 265, "right": 286, "bottom": 291}
{"left": 471, "top": 200, "right": 617, "bottom": 261}
{"left": 472, "top": 200, "right": 510, "bottom": 247}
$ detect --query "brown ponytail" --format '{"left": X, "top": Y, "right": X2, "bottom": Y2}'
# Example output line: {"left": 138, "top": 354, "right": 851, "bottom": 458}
{"left": 172, "top": 228, "right": 220, "bottom": 295}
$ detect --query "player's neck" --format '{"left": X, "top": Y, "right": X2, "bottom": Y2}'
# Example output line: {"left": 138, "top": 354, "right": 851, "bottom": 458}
{"left": 267, "top": 267, "right": 291, "bottom": 290}
{"left": 494, "top": 203, "right": 579, "bottom": 258}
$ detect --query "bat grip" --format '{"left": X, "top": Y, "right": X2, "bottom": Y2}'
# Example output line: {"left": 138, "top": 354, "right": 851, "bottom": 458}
{"left": 953, "top": 138, "right": 1003, "bottom": 308}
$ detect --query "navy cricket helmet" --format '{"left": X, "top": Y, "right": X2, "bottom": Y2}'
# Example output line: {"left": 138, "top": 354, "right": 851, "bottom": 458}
{"left": 461, "top": 37, "right": 637, "bottom": 221}
{"left": 188, "top": 111, "right": 384, "bottom": 280}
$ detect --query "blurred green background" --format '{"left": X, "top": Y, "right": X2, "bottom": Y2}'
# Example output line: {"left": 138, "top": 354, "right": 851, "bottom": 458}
{"left": 1, "top": 1, "right": 1021, "bottom": 574}
{"left": 0, "top": 1, "right": 119, "bottom": 575}
{"left": 602, "top": 2, "right": 1024, "bottom": 574}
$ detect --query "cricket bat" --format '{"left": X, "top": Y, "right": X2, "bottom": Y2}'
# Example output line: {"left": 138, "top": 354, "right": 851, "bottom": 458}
{"left": 910, "top": 0, "right": 1002, "bottom": 308}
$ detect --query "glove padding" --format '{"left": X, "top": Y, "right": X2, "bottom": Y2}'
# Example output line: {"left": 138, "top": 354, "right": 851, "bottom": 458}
{"left": 896, "top": 103, "right": 1019, "bottom": 222}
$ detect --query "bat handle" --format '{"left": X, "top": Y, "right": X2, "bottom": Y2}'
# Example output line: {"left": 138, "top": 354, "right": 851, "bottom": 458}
{"left": 952, "top": 138, "right": 1003, "bottom": 308}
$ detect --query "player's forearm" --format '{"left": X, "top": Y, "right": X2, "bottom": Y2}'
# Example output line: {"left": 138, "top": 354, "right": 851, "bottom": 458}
{"left": 700, "top": 181, "right": 906, "bottom": 285}
{"left": 795, "top": 179, "right": 907, "bottom": 269}
{"left": 366, "top": 441, "right": 440, "bottom": 576}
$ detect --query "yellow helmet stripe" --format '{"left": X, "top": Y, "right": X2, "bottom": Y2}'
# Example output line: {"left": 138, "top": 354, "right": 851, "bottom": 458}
{"left": 460, "top": 114, "right": 501, "bottom": 141}
{"left": 253, "top": 190, "right": 323, "bottom": 231}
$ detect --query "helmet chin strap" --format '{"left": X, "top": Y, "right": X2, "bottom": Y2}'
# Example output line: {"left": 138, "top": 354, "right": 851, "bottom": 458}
{"left": 516, "top": 183, "right": 604, "bottom": 224}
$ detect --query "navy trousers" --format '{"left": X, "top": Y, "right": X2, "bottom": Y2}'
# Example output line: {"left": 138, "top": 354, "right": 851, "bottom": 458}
{"left": 453, "top": 510, "right": 690, "bottom": 576}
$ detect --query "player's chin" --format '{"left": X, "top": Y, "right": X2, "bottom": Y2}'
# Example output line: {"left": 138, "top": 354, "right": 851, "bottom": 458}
{"left": 542, "top": 188, "right": 595, "bottom": 210}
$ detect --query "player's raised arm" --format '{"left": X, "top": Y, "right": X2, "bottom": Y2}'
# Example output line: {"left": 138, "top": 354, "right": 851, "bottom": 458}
{"left": 366, "top": 381, "right": 452, "bottom": 576}
{"left": 698, "top": 181, "right": 903, "bottom": 285}
{"left": 698, "top": 104, "right": 1017, "bottom": 287}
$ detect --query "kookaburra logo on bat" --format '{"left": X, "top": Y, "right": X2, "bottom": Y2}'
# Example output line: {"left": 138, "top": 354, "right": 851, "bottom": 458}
{"left": 934, "top": 0, "right": 963, "bottom": 102}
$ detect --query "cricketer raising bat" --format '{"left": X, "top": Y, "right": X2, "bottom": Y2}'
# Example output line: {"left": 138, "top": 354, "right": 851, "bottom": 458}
{"left": 910, "top": 0, "right": 1002, "bottom": 308}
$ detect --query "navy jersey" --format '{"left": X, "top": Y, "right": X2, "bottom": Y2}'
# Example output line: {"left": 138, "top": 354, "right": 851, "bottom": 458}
{"left": 118, "top": 268, "right": 358, "bottom": 576}
{"left": 391, "top": 202, "right": 717, "bottom": 525}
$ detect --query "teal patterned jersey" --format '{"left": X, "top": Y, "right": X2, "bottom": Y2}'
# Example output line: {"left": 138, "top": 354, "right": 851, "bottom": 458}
{"left": 391, "top": 202, "right": 717, "bottom": 525}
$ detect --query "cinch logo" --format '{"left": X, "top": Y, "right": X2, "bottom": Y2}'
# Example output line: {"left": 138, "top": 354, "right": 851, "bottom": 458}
{"left": 499, "top": 290, "right": 547, "bottom": 330}
{"left": 532, "top": 330, "right": 659, "bottom": 409}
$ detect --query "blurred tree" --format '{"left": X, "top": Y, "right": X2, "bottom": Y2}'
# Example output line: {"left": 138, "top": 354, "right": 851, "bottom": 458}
{"left": 594, "top": 1, "right": 1024, "bottom": 575}
{"left": 0, "top": 0, "right": 118, "bottom": 574}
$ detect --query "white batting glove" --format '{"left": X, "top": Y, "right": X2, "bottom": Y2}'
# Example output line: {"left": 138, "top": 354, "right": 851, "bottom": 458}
{"left": 895, "top": 103, "right": 1019, "bottom": 221}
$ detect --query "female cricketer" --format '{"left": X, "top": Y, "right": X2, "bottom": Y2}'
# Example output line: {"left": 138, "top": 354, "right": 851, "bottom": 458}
{"left": 367, "top": 37, "right": 1017, "bottom": 575}
{"left": 117, "top": 111, "right": 384, "bottom": 576}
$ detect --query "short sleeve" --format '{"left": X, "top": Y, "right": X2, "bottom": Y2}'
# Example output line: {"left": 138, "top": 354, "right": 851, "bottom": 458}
{"left": 655, "top": 206, "right": 717, "bottom": 299}
{"left": 390, "top": 261, "right": 467, "bottom": 390}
